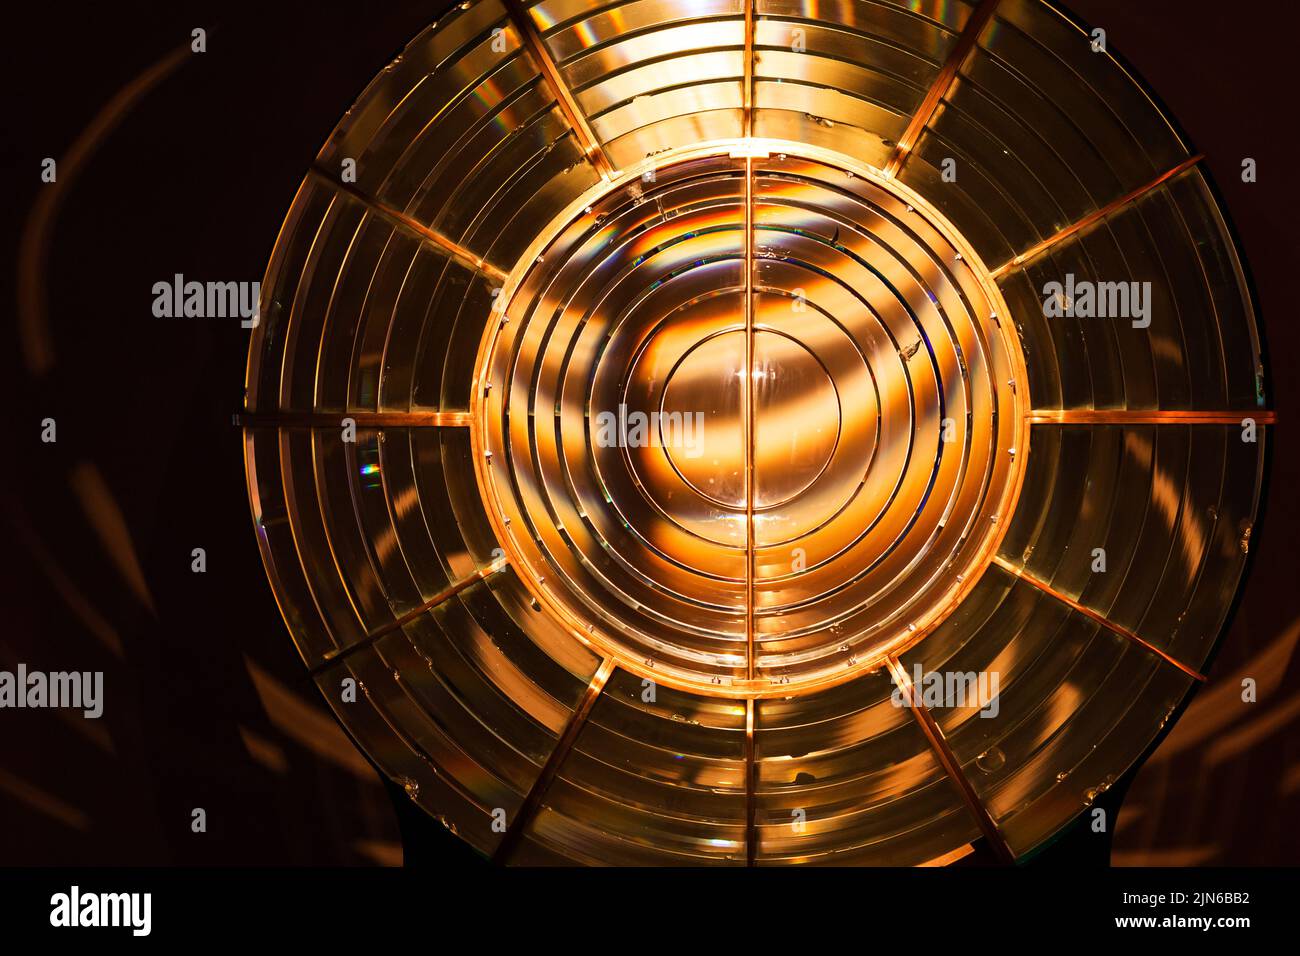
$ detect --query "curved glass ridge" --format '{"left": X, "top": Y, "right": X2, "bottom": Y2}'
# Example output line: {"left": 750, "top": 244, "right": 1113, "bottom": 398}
{"left": 243, "top": 0, "right": 1269, "bottom": 865}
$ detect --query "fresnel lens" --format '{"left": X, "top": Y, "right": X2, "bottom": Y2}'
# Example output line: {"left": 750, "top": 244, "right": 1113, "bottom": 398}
{"left": 243, "top": 0, "right": 1270, "bottom": 865}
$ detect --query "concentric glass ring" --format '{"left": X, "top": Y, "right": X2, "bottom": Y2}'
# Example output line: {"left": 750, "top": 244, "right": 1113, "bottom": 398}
{"left": 475, "top": 147, "right": 1027, "bottom": 696}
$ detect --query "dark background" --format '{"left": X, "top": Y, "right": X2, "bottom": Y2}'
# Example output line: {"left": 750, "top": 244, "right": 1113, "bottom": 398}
{"left": 0, "top": 0, "right": 1296, "bottom": 866}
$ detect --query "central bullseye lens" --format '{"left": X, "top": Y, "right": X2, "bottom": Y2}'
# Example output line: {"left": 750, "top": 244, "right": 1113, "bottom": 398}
{"left": 658, "top": 327, "right": 840, "bottom": 511}
{"left": 477, "top": 150, "right": 1026, "bottom": 693}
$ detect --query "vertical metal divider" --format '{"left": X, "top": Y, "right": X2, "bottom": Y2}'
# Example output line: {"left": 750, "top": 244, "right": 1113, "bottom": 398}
{"left": 743, "top": 152, "right": 756, "bottom": 687}
{"left": 742, "top": 0, "right": 760, "bottom": 867}
{"left": 745, "top": 697, "right": 758, "bottom": 866}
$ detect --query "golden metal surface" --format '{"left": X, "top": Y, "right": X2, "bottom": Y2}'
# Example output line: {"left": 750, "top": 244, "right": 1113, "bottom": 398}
{"left": 243, "top": 0, "right": 1269, "bottom": 865}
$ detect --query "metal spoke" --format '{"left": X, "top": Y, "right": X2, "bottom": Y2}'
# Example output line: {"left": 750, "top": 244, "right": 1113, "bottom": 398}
{"left": 502, "top": 0, "right": 615, "bottom": 179}
{"left": 1029, "top": 409, "right": 1275, "bottom": 426}
{"left": 991, "top": 154, "right": 1204, "bottom": 279}
{"left": 493, "top": 657, "right": 617, "bottom": 863}
{"left": 882, "top": 0, "right": 1002, "bottom": 179}
{"left": 886, "top": 656, "right": 1015, "bottom": 863}
{"left": 743, "top": 0, "right": 756, "bottom": 139}
{"left": 308, "top": 167, "right": 509, "bottom": 281}
{"left": 310, "top": 557, "right": 509, "bottom": 675}
{"left": 744, "top": 156, "right": 757, "bottom": 681}
{"left": 236, "top": 410, "right": 473, "bottom": 429}
{"left": 993, "top": 556, "right": 1207, "bottom": 681}
{"left": 745, "top": 697, "right": 758, "bottom": 866}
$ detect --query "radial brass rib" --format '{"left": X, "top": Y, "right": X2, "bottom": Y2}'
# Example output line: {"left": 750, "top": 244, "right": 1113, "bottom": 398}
{"left": 745, "top": 697, "right": 758, "bottom": 866}
{"left": 882, "top": 0, "right": 1002, "bottom": 179}
{"left": 992, "top": 556, "right": 1208, "bottom": 682}
{"left": 744, "top": 156, "right": 757, "bottom": 680}
{"left": 919, "top": 843, "right": 977, "bottom": 867}
{"left": 743, "top": 0, "right": 756, "bottom": 139}
{"left": 236, "top": 410, "right": 474, "bottom": 429}
{"left": 492, "top": 657, "right": 617, "bottom": 864}
{"left": 886, "top": 657, "right": 1015, "bottom": 864}
{"left": 309, "top": 559, "right": 508, "bottom": 675}
{"left": 307, "top": 167, "right": 509, "bottom": 282}
{"left": 501, "top": 0, "right": 615, "bottom": 179}
{"left": 1028, "top": 409, "right": 1276, "bottom": 426}
{"left": 990, "top": 154, "right": 1204, "bottom": 278}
